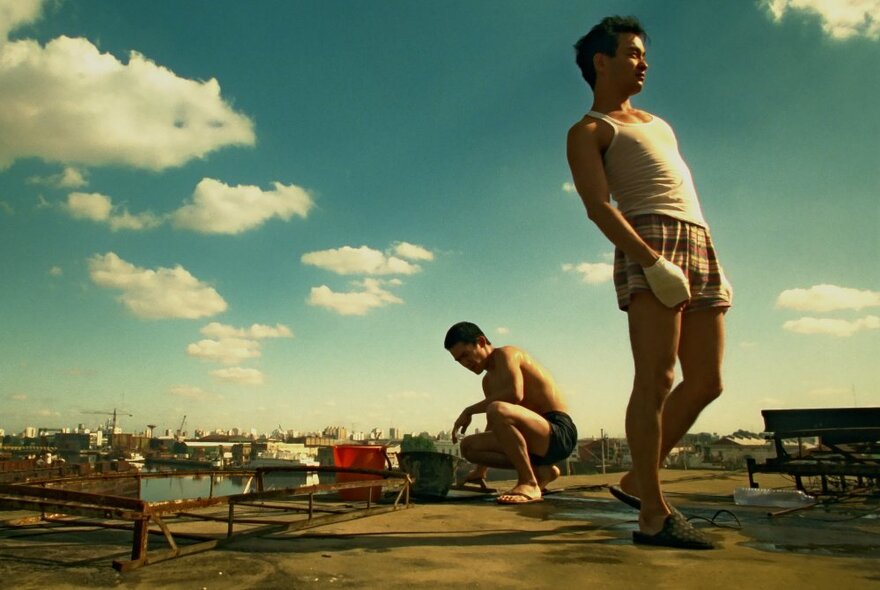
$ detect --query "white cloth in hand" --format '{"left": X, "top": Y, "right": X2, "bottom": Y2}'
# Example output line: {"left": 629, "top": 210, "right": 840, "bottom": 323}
{"left": 643, "top": 256, "right": 691, "bottom": 308}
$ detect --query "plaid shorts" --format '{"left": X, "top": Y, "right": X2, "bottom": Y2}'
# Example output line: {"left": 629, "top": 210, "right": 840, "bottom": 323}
{"left": 613, "top": 214, "right": 733, "bottom": 314}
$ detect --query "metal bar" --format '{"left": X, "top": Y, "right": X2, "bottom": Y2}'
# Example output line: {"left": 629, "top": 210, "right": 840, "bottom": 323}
{"left": 131, "top": 518, "right": 149, "bottom": 562}
{"left": 150, "top": 514, "right": 178, "bottom": 553}
{"left": 0, "top": 484, "right": 146, "bottom": 511}
{"left": 112, "top": 502, "right": 406, "bottom": 573}
{"left": 0, "top": 496, "right": 144, "bottom": 521}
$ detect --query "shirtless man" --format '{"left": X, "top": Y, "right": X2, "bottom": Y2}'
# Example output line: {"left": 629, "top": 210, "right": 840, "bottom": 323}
{"left": 444, "top": 321, "right": 577, "bottom": 504}
{"left": 566, "top": 17, "right": 731, "bottom": 548}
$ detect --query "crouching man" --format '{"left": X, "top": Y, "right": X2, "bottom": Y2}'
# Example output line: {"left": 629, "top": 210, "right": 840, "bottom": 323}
{"left": 444, "top": 321, "right": 578, "bottom": 504}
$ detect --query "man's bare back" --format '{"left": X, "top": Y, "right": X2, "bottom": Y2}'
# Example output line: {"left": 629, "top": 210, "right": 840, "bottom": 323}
{"left": 482, "top": 346, "right": 568, "bottom": 416}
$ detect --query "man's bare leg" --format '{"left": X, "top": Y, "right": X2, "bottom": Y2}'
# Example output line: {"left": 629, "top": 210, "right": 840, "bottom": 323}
{"left": 618, "top": 308, "right": 725, "bottom": 499}
{"left": 625, "top": 293, "right": 680, "bottom": 534}
{"left": 535, "top": 464, "right": 560, "bottom": 490}
{"left": 485, "top": 401, "right": 553, "bottom": 500}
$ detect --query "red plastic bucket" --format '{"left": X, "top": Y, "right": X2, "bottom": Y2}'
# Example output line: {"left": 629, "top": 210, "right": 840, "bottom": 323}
{"left": 333, "top": 445, "right": 388, "bottom": 501}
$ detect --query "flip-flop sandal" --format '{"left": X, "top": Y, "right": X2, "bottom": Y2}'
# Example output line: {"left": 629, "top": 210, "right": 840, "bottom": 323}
{"left": 632, "top": 512, "right": 715, "bottom": 550}
{"left": 496, "top": 492, "right": 543, "bottom": 505}
{"left": 451, "top": 478, "right": 497, "bottom": 493}
{"left": 609, "top": 485, "right": 641, "bottom": 509}
{"left": 609, "top": 485, "right": 686, "bottom": 517}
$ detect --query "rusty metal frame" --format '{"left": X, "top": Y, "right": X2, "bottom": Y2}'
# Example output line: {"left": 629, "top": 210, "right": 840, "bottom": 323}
{"left": 0, "top": 465, "right": 411, "bottom": 572}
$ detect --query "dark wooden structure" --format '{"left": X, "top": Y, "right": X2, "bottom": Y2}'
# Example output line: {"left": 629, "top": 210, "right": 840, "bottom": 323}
{"left": 747, "top": 407, "right": 880, "bottom": 492}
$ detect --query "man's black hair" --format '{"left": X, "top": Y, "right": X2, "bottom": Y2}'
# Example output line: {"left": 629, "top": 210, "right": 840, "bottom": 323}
{"left": 444, "top": 321, "right": 490, "bottom": 350}
{"left": 574, "top": 15, "right": 648, "bottom": 89}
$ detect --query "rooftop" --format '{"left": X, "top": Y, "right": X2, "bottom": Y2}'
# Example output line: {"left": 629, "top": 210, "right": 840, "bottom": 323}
{"left": 1, "top": 469, "right": 878, "bottom": 589}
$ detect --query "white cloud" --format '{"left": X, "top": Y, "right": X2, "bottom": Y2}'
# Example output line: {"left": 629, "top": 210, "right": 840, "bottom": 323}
{"left": 496, "top": 327, "right": 510, "bottom": 335}
{"left": 169, "top": 385, "right": 219, "bottom": 401}
{"left": 302, "top": 245, "right": 424, "bottom": 276}
{"left": 9, "top": 393, "right": 27, "bottom": 401}
{"left": 562, "top": 181, "right": 576, "bottom": 193}
{"left": 783, "top": 315, "right": 880, "bottom": 337}
{"left": 0, "top": 29, "right": 254, "bottom": 171}
{"left": 562, "top": 261, "right": 614, "bottom": 284}
{"left": 200, "top": 321, "right": 293, "bottom": 340}
{"left": 48, "top": 265, "right": 62, "bottom": 277}
{"left": 88, "top": 252, "right": 227, "bottom": 319}
{"left": 170, "top": 178, "right": 313, "bottom": 234}
{"left": 307, "top": 278, "right": 403, "bottom": 316}
{"left": 212, "top": 367, "right": 264, "bottom": 385}
{"left": 776, "top": 284, "right": 880, "bottom": 312}
{"left": 0, "top": 0, "right": 42, "bottom": 41}
{"left": 65, "top": 191, "right": 161, "bottom": 231}
{"left": 27, "top": 166, "right": 88, "bottom": 188}
{"left": 0, "top": 201, "right": 12, "bottom": 215}
{"left": 66, "top": 192, "right": 111, "bottom": 221}
{"left": 763, "top": 0, "right": 880, "bottom": 40}
{"left": 393, "top": 241, "right": 434, "bottom": 261}
{"left": 186, "top": 337, "right": 261, "bottom": 365}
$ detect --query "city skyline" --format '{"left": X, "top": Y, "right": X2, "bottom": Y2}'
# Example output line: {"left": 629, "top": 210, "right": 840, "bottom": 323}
{"left": 2, "top": 1, "right": 878, "bottom": 438}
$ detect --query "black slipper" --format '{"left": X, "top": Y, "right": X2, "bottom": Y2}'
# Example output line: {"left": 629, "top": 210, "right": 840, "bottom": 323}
{"left": 609, "top": 485, "right": 686, "bottom": 517}
{"left": 632, "top": 512, "right": 715, "bottom": 550}
{"left": 609, "top": 485, "right": 641, "bottom": 509}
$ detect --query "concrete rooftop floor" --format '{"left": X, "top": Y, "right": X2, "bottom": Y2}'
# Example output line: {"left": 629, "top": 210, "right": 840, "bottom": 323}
{"left": 1, "top": 469, "right": 879, "bottom": 589}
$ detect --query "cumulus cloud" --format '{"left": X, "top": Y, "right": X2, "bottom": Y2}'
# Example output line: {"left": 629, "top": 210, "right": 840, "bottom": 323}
{"left": 186, "top": 337, "right": 261, "bottom": 365}
{"left": 562, "top": 261, "right": 614, "bottom": 284}
{"left": 27, "top": 166, "right": 88, "bottom": 188}
{"left": 200, "top": 321, "right": 292, "bottom": 340}
{"left": 496, "top": 327, "right": 510, "bottom": 335}
{"left": 0, "top": 0, "right": 42, "bottom": 41}
{"left": 302, "top": 245, "right": 426, "bottom": 276}
{"left": 65, "top": 191, "right": 161, "bottom": 231}
{"left": 169, "top": 385, "right": 219, "bottom": 401}
{"left": 212, "top": 367, "right": 264, "bottom": 385}
{"left": 783, "top": 315, "right": 880, "bottom": 337}
{"left": 307, "top": 278, "right": 403, "bottom": 316}
{"left": 88, "top": 252, "right": 227, "bottom": 319}
{"left": 393, "top": 241, "right": 434, "bottom": 261}
{"left": 49, "top": 265, "right": 62, "bottom": 277}
{"left": 170, "top": 178, "right": 312, "bottom": 234}
{"left": 0, "top": 22, "right": 254, "bottom": 171}
{"left": 776, "top": 284, "right": 880, "bottom": 312}
{"left": 763, "top": 0, "right": 879, "bottom": 40}
{"left": 562, "top": 181, "right": 576, "bottom": 193}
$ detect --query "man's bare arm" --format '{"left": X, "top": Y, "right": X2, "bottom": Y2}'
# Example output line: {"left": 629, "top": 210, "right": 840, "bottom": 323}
{"left": 566, "top": 122, "right": 658, "bottom": 267}
{"left": 452, "top": 349, "right": 523, "bottom": 442}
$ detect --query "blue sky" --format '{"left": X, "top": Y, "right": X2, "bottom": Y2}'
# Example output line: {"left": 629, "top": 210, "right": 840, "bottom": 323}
{"left": 1, "top": 0, "right": 878, "bottom": 438}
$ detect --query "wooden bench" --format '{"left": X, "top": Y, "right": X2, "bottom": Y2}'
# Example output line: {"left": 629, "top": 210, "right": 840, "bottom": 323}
{"left": 746, "top": 407, "right": 880, "bottom": 492}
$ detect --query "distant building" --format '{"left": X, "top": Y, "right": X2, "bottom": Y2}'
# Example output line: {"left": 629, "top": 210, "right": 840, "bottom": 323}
{"left": 389, "top": 427, "right": 401, "bottom": 440}
{"left": 323, "top": 426, "right": 349, "bottom": 440}
{"left": 703, "top": 435, "right": 800, "bottom": 469}
{"left": 24, "top": 426, "right": 36, "bottom": 439}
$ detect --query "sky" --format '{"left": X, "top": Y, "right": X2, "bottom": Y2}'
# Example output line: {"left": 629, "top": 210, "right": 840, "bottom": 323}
{"left": 1, "top": 0, "right": 878, "bottom": 439}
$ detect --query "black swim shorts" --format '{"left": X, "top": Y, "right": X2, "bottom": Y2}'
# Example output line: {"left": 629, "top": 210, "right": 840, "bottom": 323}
{"left": 529, "top": 411, "right": 578, "bottom": 466}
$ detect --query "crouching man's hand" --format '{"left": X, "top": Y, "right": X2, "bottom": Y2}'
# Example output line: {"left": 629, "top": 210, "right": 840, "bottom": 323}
{"left": 452, "top": 411, "right": 472, "bottom": 443}
{"left": 643, "top": 256, "right": 691, "bottom": 308}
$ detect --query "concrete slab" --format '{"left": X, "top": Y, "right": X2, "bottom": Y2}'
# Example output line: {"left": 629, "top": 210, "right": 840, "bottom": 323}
{"left": 1, "top": 470, "right": 878, "bottom": 589}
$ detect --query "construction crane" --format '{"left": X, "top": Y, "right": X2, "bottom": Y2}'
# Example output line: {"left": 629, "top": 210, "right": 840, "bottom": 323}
{"left": 82, "top": 408, "right": 132, "bottom": 435}
{"left": 176, "top": 415, "right": 187, "bottom": 440}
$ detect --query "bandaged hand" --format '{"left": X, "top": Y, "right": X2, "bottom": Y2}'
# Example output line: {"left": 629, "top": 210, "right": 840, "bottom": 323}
{"left": 643, "top": 256, "right": 691, "bottom": 308}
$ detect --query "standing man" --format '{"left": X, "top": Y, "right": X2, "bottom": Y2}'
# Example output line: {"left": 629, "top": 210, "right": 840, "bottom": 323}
{"left": 566, "top": 16, "right": 732, "bottom": 549}
{"left": 444, "top": 322, "right": 578, "bottom": 504}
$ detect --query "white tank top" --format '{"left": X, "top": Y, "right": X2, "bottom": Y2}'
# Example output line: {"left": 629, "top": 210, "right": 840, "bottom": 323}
{"left": 587, "top": 111, "right": 707, "bottom": 227}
